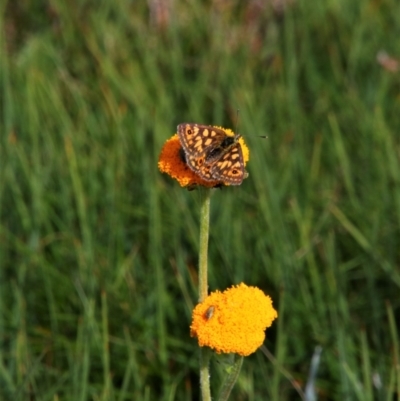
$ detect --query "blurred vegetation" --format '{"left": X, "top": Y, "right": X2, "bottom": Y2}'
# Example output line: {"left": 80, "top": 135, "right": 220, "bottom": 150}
{"left": 1, "top": 0, "right": 400, "bottom": 400}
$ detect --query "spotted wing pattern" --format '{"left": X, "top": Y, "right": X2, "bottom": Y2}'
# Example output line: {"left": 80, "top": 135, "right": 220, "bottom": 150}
{"left": 177, "top": 123, "right": 246, "bottom": 185}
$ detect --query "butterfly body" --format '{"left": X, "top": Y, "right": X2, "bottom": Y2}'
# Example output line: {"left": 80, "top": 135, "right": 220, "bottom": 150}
{"left": 177, "top": 123, "right": 247, "bottom": 185}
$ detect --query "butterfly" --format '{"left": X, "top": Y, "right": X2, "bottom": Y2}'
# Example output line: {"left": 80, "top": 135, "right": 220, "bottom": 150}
{"left": 177, "top": 123, "right": 247, "bottom": 185}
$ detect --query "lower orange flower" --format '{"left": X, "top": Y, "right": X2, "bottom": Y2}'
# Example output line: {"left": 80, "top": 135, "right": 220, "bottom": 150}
{"left": 190, "top": 283, "right": 278, "bottom": 356}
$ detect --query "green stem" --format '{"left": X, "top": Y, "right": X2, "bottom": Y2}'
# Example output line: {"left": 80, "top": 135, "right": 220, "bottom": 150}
{"left": 199, "top": 347, "right": 212, "bottom": 401}
{"left": 198, "top": 188, "right": 211, "bottom": 303}
{"left": 198, "top": 188, "right": 212, "bottom": 401}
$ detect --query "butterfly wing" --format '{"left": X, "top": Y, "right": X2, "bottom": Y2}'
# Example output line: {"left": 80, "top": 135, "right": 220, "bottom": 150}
{"left": 177, "top": 123, "right": 226, "bottom": 157}
{"left": 210, "top": 142, "right": 247, "bottom": 185}
{"left": 185, "top": 154, "right": 215, "bottom": 181}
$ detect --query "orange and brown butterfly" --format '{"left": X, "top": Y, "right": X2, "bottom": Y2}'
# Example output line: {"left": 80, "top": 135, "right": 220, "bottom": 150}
{"left": 177, "top": 123, "right": 249, "bottom": 185}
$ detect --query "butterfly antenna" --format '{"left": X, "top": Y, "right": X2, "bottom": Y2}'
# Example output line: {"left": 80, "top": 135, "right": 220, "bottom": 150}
{"left": 234, "top": 109, "right": 240, "bottom": 134}
{"left": 234, "top": 108, "right": 267, "bottom": 138}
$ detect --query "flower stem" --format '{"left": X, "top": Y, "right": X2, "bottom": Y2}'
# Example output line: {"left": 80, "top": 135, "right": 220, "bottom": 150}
{"left": 198, "top": 188, "right": 211, "bottom": 303}
{"left": 199, "top": 347, "right": 212, "bottom": 401}
{"left": 198, "top": 188, "right": 212, "bottom": 401}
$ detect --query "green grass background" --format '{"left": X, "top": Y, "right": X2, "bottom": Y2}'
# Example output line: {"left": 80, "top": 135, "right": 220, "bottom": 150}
{"left": 1, "top": 0, "right": 400, "bottom": 400}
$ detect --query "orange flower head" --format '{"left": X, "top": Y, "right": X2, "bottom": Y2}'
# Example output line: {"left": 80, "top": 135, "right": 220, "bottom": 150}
{"left": 158, "top": 125, "right": 249, "bottom": 189}
{"left": 190, "top": 283, "right": 278, "bottom": 356}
